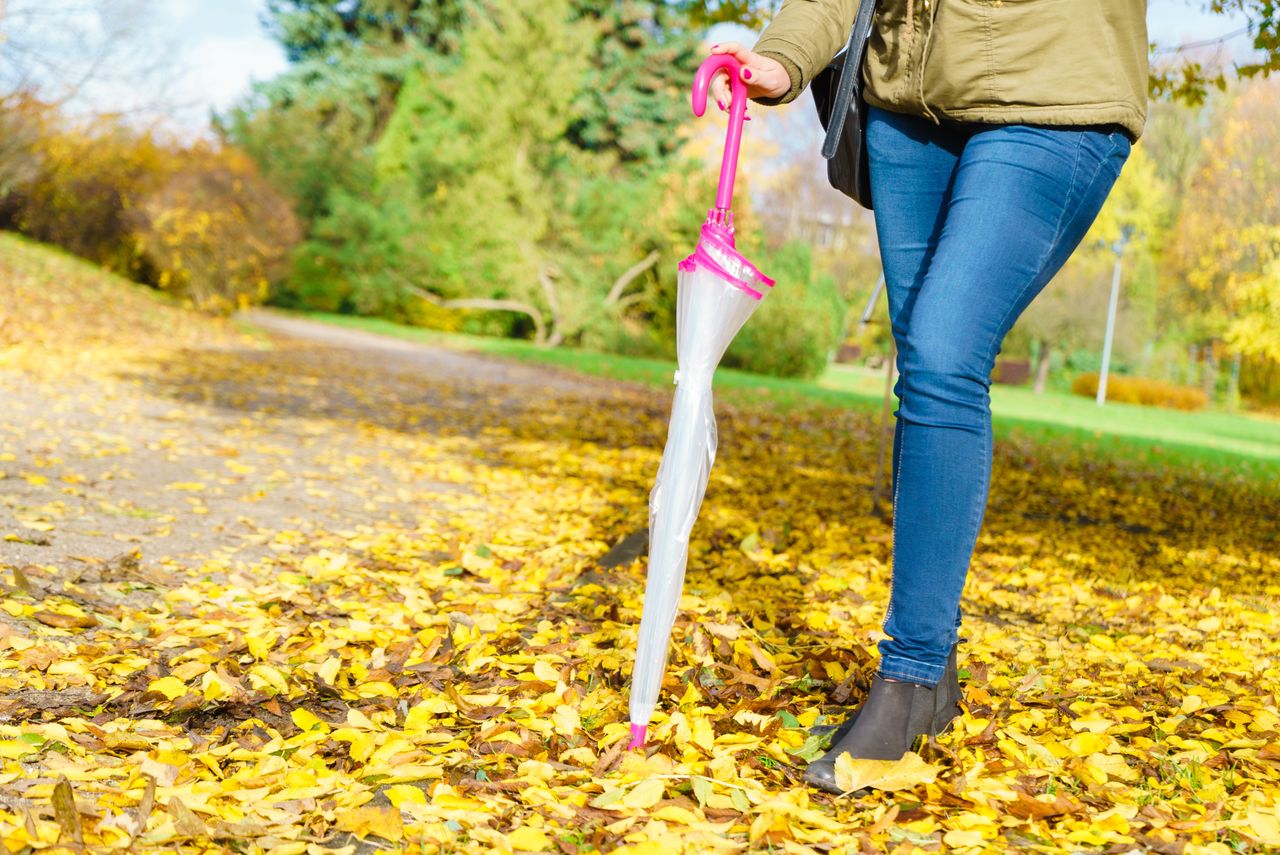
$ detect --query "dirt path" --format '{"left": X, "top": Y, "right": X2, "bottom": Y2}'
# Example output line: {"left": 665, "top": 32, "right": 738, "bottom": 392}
{"left": 236, "top": 309, "right": 626, "bottom": 398}
{"left": 0, "top": 310, "right": 645, "bottom": 574}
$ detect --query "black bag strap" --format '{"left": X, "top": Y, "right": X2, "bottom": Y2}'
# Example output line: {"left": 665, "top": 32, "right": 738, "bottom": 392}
{"left": 821, "top": 0, "right": 878, "bottom": 160}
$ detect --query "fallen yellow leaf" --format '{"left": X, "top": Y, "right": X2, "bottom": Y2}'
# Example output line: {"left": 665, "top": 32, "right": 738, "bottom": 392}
{"left": 506, "top": 826, "right": 552, "bottom": 851}
{"left": 147, "top": 676, "right": 188, "bottom": 701}
{"left": 833, "top": 751, "right": 939, "bottom": 793}
{"left": 621, "top": 778, "right": 666, "bottom": 809}
{"left": 335, "top": 805, "right": 402, "bottom": 841}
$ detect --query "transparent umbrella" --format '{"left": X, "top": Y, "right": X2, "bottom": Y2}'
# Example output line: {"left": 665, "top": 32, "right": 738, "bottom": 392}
{"left": 627, "top": 54, "right": 775, "bottom": 750}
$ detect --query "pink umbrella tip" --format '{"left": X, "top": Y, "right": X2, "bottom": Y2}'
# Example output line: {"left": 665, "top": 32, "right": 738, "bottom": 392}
{"left": 627, "top": 723, "right": 647, "bottom": 751}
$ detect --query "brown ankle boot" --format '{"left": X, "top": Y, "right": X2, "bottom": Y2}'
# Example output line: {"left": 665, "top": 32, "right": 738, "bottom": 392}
{"left": 810, "top": 643, "right": 962, "bottom": 746}
{"left": 802, "top": 663, "right": 961, "bottom": 794}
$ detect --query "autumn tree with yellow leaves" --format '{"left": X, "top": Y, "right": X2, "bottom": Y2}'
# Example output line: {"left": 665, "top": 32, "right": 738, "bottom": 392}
{"left": 1167, "top": 77, "right": 1280, "bottom": 394}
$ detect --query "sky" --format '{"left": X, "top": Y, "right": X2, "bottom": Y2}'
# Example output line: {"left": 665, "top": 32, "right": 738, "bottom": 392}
{"left": 163, "top": 0, "right": 289, "bottom": 117}
{"left": 3, "top": 0, "right": 1261, "bottom": 132}
{"left": 0, "top": 0, "right": 288, "bottom": 130}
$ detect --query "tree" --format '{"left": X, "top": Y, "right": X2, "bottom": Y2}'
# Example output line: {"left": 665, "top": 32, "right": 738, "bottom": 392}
{"left": 724, "top": 240, "right": 847, "bottom": 378}
{"left": 130, "top": 145, "right": 302, "bottom": 313}
{"left": 221, "top": 2, "right": 469, "bottom": 229}
{"left": 748, "top": 97, "right": 881, "bottom": 322}
{"left": 291, "top": 0, "right": 596, "bottom": 342}
{"left": 1222, "top": 226, "right": 1280, "bottom": 362}
{"left": 2, "top": 106, "right": 300, "bottom": 312}
{"left": 1015, "top": 146, "right": 1174, "bottom": 392}
{"left": 568, "top": 2, "right": 702, "bottom": 165}
{"left": 0, "top": 94, "right": 53, "bottom": 212}
{"left": 251, "top": 0, "right": 711, "bottom": 349}
{"left": 220, "top": 53, "right": 404, "bottom": 225}
{"left": 262, "top": 0, "right": 471, "bottom": 61}
{"left": 1141, "top": 96, "right": 1216, "bottom": 204}
{"left": 11, "top": 116, "right": 174, "bottom": 275}
{"left": 1167, "top": 77, "right": 1280, "bottom": 342}
{"left": 231, "top": 1, "right": 700, "bottom": 228}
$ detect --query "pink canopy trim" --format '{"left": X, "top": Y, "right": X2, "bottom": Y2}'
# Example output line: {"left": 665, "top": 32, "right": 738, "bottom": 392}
{"left": 678, "top": 219, "right": 775, "bottom": 301}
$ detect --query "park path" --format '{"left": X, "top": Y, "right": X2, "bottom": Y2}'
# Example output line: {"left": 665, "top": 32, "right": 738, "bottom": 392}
{"left": 236, "top": 310, "right": 626, "bottom": 399}
{"left": 0, "top": 308, "right": 651, "bottom": 575}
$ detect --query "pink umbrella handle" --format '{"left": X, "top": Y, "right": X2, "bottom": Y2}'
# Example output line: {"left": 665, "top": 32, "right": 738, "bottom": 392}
{"left": 691, "top": 54, "right": 750, "bottom": 212}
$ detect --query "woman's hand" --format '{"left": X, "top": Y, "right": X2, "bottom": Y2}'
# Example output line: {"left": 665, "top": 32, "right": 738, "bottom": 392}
{"left": 708, "top": 43, "right": 790, "bottom": 111}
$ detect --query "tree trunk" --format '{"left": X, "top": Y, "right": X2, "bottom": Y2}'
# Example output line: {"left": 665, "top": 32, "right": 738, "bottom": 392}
{"left": 1033, "top": 340, "right": 1052, "bottom": 394}
{"left": 1202, "top": 342, "right": 1219, "bottom": 400}
{"left": 1227, "top": 352, "right": 1242, "bottom": 410}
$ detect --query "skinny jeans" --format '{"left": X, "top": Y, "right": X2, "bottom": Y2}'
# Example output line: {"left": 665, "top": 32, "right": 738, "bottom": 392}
{"left": 866, "top": 106, "right": 1131, "bottom": 685}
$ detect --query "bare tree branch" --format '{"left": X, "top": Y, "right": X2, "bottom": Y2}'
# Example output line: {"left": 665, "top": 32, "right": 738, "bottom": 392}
{"left": 537, "top": 266, "right": 563, "bottom": 347}
{"left": 615, "top": 292, "right": 648, "bottom": 312}
{"left": 0, "top": 0, "right": 187, "bottom": 122}
{"left": 604, "top": 250, "right": 660, "bottom": 307}
{"left": 399, "top": 280, "right": 551, "bottom": 346}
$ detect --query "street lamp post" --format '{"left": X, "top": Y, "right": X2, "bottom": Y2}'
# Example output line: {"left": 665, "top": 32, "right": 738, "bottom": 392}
{"left": 1096, "top": 226, "right": 1134, "bottom": 406}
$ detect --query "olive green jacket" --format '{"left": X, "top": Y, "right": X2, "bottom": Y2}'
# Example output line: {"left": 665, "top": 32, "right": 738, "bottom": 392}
{"left": 753, "top": 0, "right": 1149, "bottom": 140}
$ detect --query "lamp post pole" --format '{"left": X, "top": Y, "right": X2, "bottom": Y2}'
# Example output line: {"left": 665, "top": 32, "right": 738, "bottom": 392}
{"left": 1096, "top": 226, "right": 1134, "bottom": 406}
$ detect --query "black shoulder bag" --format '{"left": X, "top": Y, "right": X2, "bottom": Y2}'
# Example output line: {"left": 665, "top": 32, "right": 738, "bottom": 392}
{"left": 809, "top": 0, "right": 879, "bottom": 209}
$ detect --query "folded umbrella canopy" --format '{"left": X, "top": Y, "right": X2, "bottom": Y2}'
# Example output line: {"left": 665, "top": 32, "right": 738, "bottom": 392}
{"left": 628, "top": 55, "right": 774, "bottom": 750}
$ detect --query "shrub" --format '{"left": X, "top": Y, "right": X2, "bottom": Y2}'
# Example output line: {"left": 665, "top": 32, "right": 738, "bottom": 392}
{"left": 0, "top": 95, "right": 52, "bottom": 218}
{"left": 14, "top": 114, "right": 172, "bottom": 276}
{"left": 4, "top": 106, "right": 300, "bottom": 314}
{"left": 1071, "top": 373, "right": 1208, "bottom": 410}
{"left": 723, "top": 241, "right": 846, "bottom": 379}
{"left": 131, "top": 145, "right": 301, "bottom": 314}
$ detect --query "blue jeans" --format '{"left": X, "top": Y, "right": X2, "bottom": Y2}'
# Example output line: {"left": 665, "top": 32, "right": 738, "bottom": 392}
{"left": 867, "top": 106, "right": 1131, "bottom": 685}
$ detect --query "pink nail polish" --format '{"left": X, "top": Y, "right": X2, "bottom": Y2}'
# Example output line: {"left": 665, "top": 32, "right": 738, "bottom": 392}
{"left": 743, "top": 69, "right": 752, "bottom": 80}
{"left": 712, "top": 43, "right": 720, "bottom": 49}
{"left": 717, "top": 100, "right": 725, "bottom": 110}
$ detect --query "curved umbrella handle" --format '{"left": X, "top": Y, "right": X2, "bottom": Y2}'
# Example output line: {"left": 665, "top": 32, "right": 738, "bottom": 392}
{"left": 691, "top": 54, "right": 749, "bottom": 213}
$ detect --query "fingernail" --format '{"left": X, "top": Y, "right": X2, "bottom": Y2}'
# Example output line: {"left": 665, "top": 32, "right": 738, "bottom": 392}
{"left": 712, "top": 43, "right": 720, "bottom": 49}
{"left": 743, "top": 69, "right": 753, "bottom": 80}
{"left": 717, "top": 100, "right": 725, "bottom": 110}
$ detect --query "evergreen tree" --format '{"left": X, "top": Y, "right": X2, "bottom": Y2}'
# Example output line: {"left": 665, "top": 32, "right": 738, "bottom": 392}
{"left": 568, "top": 1, "right": 701, "bottom": 165}
{"left": 263, "top": 0, "right": 470, "bottom": 61}
{"left": 223, "top": 2, "right": 472, "bottom": 226}
{"left": 294, "top": 0, "right": 597, "bottom": 336}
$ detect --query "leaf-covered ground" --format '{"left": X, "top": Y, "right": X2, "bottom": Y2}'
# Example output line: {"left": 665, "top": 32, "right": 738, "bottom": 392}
{"left": 2, "top": 236, "right": 1279, "bottom": 854}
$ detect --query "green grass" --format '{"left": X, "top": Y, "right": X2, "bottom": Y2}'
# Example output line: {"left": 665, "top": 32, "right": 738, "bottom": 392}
{"left": 288, "top": 311, "right": 1280, "bottom": 484}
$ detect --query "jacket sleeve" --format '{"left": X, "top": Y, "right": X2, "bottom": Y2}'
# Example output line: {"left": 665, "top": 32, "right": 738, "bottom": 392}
{"left": 751, "top": 0, "right": 859, "bottom": 105}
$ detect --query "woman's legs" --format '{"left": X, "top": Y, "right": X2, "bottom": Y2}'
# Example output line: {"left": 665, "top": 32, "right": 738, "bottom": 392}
{"left": 867, "top": 108, "right": 1131, "bottom": 686}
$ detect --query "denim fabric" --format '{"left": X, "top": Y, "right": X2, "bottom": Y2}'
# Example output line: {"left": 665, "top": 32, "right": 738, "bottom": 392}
{"left": 867, "top": 106, "right": 1131, "bottom": 686}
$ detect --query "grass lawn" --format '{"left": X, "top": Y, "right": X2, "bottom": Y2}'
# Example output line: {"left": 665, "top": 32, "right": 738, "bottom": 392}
{"left": 290, "top": 311, "right": 1280, "bottom": 484}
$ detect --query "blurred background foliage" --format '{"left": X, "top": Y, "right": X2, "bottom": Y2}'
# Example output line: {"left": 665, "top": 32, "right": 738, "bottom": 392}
{"left": 0, "top": 0, "right": 1277, "bottom": 396}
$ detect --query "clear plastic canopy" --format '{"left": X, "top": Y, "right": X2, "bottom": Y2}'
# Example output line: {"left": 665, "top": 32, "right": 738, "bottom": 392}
{"left": 627, "top": 235, "right": 772, "bottom": 748}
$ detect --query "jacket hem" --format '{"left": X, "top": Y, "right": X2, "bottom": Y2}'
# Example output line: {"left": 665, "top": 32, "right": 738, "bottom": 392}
{"left": 864, "top": 94, "right": 1146, "bottom": 141}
